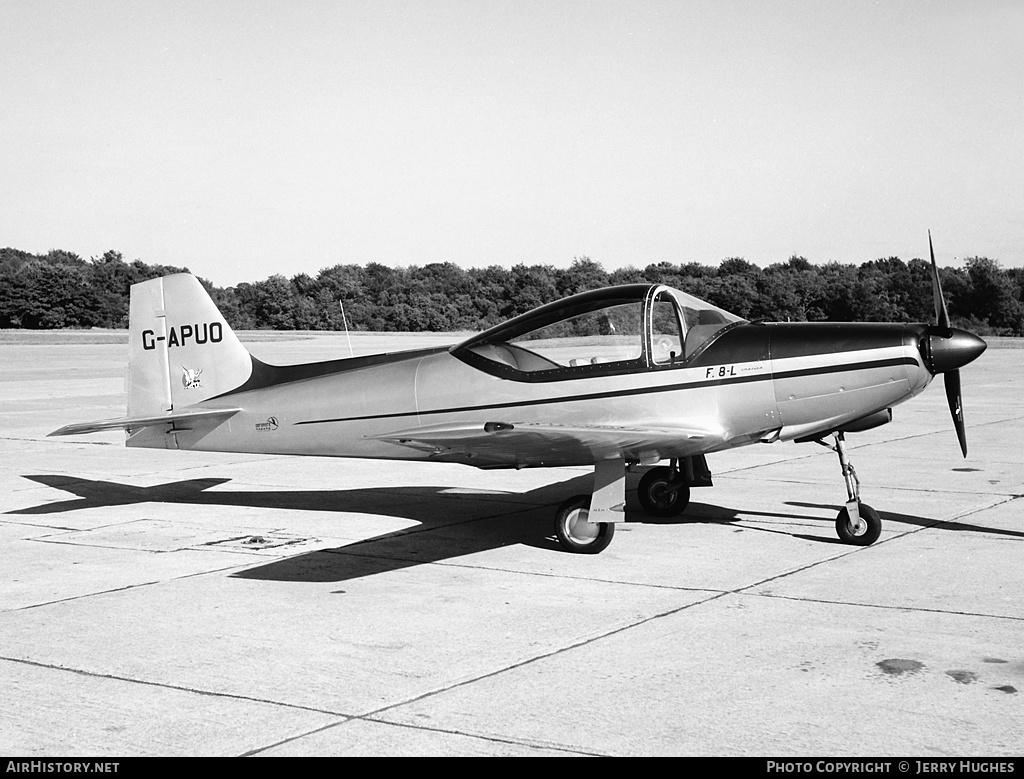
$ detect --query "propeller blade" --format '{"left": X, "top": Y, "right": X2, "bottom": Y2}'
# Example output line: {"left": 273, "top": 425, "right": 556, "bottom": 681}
{"left": 944, "top": 368, "right": 968, "bottom": 457}
{"left": 929, "top": 230, "right": 951, "bottom": 335}
{"left": 926, "top": 233, "right": 980, "bottom": 457}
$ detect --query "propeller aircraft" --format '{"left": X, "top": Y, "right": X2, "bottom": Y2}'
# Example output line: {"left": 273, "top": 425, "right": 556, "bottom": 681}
{"left": 51, "top": 237, "right": 987, "bottom": 553}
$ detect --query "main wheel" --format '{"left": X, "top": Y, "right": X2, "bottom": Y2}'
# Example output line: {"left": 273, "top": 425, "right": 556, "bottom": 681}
{"left": 554, "top": 495, "right": 615, "bottom": 554}
{"left": 835, "top": 503, "right": 881, "bottom": 546}
{"left": 637, "top": 466, "right": 690, "bottom": 517}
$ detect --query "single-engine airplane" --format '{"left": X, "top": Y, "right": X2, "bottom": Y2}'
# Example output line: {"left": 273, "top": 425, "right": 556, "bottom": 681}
{"left": 51, "top": 237, "right": 986, "bottom": 553}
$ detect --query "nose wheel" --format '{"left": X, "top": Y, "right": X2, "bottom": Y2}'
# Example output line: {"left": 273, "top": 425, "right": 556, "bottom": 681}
{"left": 825, "top": 432, "right": 883, "bottom": 546}
{"left": 835, "top": 502, "right": 881, "bottom": 546}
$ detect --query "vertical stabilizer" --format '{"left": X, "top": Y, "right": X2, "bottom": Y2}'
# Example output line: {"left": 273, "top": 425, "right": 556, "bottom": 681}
{"left": 128, "top": 274, "right": 253, "bottom": 417}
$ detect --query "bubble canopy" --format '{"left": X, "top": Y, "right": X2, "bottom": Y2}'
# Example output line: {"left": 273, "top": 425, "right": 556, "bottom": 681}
{"left": 452, "top": 284, "right": 744, "bottom": 381}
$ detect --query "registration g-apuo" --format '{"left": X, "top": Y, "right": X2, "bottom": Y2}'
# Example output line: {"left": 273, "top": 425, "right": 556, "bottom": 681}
{"left": 51, "top": 238, "right": 986, "bottom": 554}
{"left": 141, "top": 321, "right": 224, "bottom": 350}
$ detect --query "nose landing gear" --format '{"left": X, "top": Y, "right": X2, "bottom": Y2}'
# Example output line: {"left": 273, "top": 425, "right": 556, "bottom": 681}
{"left": 823, "top": 432, "right": 882, "bottom": 546}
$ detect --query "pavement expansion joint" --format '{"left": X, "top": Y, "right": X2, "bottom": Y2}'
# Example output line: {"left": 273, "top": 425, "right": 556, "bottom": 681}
{"left": 0, "top": 654, "right": 356, "bottom": 719}
{"left": 243, "top": 715, "right": 599, "bottom": 757}
{"left": 344, "top": 590, "right": 731, "bottom": 724}
{"left": 749, "top": 592, "right": 1024, "bottom": 623}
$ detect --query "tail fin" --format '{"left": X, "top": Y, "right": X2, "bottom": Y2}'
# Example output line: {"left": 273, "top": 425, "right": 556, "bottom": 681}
{"left": 128, "top": 274, "right": 253, "bottom": 416}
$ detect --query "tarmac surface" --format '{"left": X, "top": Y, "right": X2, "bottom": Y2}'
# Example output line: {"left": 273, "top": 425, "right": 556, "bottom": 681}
{"left": 1, "top": 331, "right": 1021, "bottom": 756}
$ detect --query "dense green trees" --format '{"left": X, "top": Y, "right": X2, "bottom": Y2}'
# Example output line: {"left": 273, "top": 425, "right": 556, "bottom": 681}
{"left": 2, "top": 246, "right": 1022, "bottom": 335}
{"left": 0, "top": 248, "right": 189, "bottom": 328}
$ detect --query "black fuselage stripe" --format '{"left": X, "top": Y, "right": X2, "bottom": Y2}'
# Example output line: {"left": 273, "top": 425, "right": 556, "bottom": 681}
{"left": 294, "top": 356, "right": 919, "bottom": 427}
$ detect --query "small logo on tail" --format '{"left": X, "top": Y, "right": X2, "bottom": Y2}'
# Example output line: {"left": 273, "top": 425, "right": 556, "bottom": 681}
{"left": 181, "top": 366, "right": 203, "bottom": 389}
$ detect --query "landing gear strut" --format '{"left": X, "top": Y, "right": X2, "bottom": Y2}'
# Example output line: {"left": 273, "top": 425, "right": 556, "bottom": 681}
{"left": 825, "top": 432, "right": 882, "bottom": 546}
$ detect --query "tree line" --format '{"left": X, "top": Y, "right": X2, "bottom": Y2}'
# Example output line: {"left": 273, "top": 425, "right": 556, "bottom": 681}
{"left": 2, "top": 246, "right": 1022, "bottom": 335}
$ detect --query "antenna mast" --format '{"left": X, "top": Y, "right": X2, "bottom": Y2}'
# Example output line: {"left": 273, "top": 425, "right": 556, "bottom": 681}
{"left": 339, "top": 301, "right": 354, "bottom": 357}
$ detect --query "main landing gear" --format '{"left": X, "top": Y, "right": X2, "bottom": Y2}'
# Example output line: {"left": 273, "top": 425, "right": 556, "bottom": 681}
{"left": 549, "top": 442, "right": 881, "bottom": 552}
{"left": 552, "top": 456, "right": 709, "bottom": 554}
{"left": 553, "top": 495, "right": 615, "bottom": 554}
{"left": 553, "top": 458, "right": 624, "bottom": 554}
{"left": 636, "top": 460, "right": 691, "bottom": 518}
{"left": 823, "top": 432, "right": 882, "bottom": 546}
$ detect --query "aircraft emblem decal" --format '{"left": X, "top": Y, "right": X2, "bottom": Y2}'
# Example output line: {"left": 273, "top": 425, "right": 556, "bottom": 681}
{"left": 181, "top": 366, "right": 203, "bottom": 389}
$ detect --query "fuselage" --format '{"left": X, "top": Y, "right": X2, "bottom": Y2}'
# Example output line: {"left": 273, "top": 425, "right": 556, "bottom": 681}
{"left": 139, "top": 320, "right": 934, "bottom": 468}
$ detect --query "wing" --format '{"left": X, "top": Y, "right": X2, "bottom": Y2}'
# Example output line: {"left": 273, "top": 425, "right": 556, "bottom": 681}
{"left": 49, "top": 407, "right": 241, "bottom": 437}
{"left": 369, "top": 420, "right": 727, "bottom": 468}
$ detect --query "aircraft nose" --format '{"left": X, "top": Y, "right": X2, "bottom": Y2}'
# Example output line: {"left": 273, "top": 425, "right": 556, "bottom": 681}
{"left": 924, "top": 327, "right": 987, "bottom": 374}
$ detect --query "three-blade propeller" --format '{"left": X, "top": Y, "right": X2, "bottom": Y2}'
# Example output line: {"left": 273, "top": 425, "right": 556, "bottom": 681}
{"left": 924, "top": 232, "right": 987, "bottom": 456}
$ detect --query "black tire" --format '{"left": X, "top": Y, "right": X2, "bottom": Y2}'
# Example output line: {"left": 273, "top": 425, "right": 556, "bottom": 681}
{"left": 835, "top": 503, "right": 882, "bottom": 546}
{"left": 554, "top": 495, "right": 615, "bottom": 554}
{"left": 637, "top": 466, "right": 690, "bottom": 517}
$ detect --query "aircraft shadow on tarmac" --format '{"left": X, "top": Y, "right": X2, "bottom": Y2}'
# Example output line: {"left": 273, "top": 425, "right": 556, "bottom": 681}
{"left": 10, "top": 474, "right": 1020, "bottom": 583}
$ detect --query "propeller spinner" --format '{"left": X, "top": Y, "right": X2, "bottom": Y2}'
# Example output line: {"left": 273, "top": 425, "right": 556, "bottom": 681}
{"left": 922, "top": 232, "right": 987, "bottom": 456}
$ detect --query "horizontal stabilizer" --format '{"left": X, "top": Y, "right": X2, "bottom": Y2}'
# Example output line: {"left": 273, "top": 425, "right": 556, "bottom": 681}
{"left": 49, "top": 407, "right": 241, "bottom": 437}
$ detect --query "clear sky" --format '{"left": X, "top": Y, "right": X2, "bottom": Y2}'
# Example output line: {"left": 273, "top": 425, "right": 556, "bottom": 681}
{"left": 3, "top": 0, "right": 1022, "bottom": 287}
